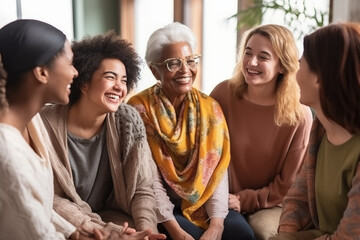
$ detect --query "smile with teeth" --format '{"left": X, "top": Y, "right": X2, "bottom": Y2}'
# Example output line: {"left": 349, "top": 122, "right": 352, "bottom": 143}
{"left": 247, "top": 69, "right": 261, "bottom": 74}
{"left": 174, "top": 76, "right": 191, "bottom": 84}
{"left": 105, "top": 93, "right": 121, "bottom": 100}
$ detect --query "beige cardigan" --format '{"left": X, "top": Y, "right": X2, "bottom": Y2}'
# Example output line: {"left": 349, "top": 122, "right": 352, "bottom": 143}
{"left": 40, "top": 104, "right": 158, "bottom": 234}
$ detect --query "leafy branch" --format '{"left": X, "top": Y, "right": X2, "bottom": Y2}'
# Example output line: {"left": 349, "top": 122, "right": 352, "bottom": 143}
{"left": 229, "top": 0, "right": 328, "bottom": 39}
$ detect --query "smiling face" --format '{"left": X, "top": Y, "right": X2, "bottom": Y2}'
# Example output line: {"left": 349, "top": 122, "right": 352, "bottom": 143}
{"left": 81, "top": 58, "right": 127, "bottom": 114}
{"left": 150, "top": 42, "right": 197, "bottom": 103}
{"left": 46, "top": 40, "right": 78, "bottom": 104}
{"left": 241, "top": 34, "right": 283, "bottom": 90}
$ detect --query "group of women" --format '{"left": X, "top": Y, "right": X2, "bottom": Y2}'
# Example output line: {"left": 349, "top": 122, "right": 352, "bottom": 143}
{"left": 0, "top": 17, "right": 359, "bottom": 240}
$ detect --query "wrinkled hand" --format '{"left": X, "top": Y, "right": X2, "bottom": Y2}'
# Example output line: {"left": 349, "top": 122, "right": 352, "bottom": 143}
{"left": 228, "top": 193, "right": 240, "bottom": 212}
{"left": 199, "top": 217, "right": 223, "bottom": 240}
{"left": 163, "top": 220, "right": 193, "bottom": 240}
{"left": 199, "top": 227, "right": 223, "bottom": 240}
{"left": 69, "top": 222, "right": 160, "bottom": 240}
{"left": 108, "top": 222, "right": 166, "bottom": 240}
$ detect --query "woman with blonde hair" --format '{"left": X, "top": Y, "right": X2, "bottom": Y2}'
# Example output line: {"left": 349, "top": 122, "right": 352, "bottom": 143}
{"left": 210, "top": 24, "right": 313, "bottom": 240}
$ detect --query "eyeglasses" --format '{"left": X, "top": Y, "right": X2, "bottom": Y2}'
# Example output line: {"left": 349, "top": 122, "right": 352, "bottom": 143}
{"left": 152, "top": 54, "right": 201, "bottom": 72}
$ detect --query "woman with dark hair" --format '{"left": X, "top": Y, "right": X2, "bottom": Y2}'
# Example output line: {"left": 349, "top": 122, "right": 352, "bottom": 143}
{"left": 271, "top": 22, "right": 360, "bottom": 239}
{"left": 0, "top": 19, "right": 81, "bottom": 239}
{"left": 40, "top": 32, "right": 165, "bottom": 240}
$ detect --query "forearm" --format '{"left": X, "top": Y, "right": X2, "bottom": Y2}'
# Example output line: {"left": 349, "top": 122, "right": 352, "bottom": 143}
{"left": 131, "top": 192, "right": 158, "bottom": 232}
{"left": 162, "top": 219, "right": 189, "bottom": 239}
{"left": 205, "top": 171, "right": 229, "bottom": 218}
{"left": 208, "top": 217, "right": 224, "bottom": 229}
{"left": 51, "top": 208, "right": 76, "bottom": 238}
{"left": 53, "top": 195, "right": 104, "bottom": 234}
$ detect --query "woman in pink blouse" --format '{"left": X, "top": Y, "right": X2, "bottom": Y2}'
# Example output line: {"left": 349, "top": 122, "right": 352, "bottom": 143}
{"left": 211, "top": 24, "right": 313, "bottom": 240}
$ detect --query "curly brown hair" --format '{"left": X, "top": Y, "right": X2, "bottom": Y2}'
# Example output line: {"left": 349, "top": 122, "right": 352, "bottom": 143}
{"left": 69, "top": 31, "right": 142, "bottom": 104}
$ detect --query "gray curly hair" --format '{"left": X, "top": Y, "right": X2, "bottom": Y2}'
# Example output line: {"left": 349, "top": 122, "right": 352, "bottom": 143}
{"left": 145, "top": 22, "right": 197, "bottom": 67}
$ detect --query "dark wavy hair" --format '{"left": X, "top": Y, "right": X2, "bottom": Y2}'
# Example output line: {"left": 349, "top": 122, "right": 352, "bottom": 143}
{"left": 303, "top": 22, "right": 360, "bottom": 133}
{"left": 69, "top": 31, "right": 142, "bottom": 104}
{"left": 0, "top": 54, "right": 8, "bottom": 113}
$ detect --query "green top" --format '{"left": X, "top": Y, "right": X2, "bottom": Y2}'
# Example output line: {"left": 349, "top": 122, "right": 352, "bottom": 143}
{"left": 315, "top": 133, "right": 360, "bottom": 234}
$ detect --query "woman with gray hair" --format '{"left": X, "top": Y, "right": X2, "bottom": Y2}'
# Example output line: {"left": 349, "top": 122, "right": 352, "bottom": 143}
{"left": 128, "top": 22, "right": 255, "bottom": 240}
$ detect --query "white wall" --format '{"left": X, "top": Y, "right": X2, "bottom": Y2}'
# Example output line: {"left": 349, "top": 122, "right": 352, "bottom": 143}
{"left": 0, "top": 0, "right": 74, "bottom": 40}
{"left": 202, "top": 0, "right": 238, "bottom": 95}
{"left": 332, "top": 0, "right": 350, "bottom": 22}
{"left": 133, "top": 0, "right": 174, "bottom": 93}
{"left": 0, "top": 0, "right": 17, "bottom": 28}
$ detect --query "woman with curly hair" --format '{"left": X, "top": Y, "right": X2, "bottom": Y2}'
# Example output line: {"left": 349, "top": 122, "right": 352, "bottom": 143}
{"left": 40, "top": 31, "right": 165, "bottom": 240}
{"left": 210, "top": 24, "right": 313, "bottom": 240}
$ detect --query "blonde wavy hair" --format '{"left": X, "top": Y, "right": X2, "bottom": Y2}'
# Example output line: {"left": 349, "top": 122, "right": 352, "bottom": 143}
{"left": 230, "top": 24, "right": 304, "bottom": 126}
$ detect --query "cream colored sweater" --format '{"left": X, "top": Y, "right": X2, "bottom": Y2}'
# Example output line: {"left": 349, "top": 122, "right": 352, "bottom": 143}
{"left": 0, "top": 114, "right": 76, "bottom": 239}
{"left": 40, "top": 104, "right": 158, "bottom": 234}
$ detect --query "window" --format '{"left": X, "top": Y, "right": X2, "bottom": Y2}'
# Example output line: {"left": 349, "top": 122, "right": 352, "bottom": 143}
{"left": 0, "top": 0, "right": 73, "bottom": 40}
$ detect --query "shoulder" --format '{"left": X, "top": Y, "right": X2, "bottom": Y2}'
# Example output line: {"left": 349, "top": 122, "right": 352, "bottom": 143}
{"left": 116, "top": 103, "right": 142, "bottom": 120}
{"left": 40, "top": 104, "right": 67, "bottom": 122}
{"left": 127, "top": 86, "right": 154, "bottom": 103}
{"left": 0, "top": 125, "right": 28, "bottom": 179}
{"left": 209, "top": 80, "right": 234, "bottom": 108}
{"left": 193, "top": 88, "right": 221, "bottom": 106}
{"left": 39, "top": 105, "right": 68, "bottom": 135}
{"left": 127, "top": 87, "right": 155, "bottom": 112}
{"left": 192, "top": 89, "right": 227, "bottom": 122}
{"left": 114, "top": 103, "right": 146, "bottom": 134}
{"left": 210, "top": 80, "right": 231, "bottom": 98}
{"left": 0, "top": 124, "right": 19, "bottom": 157}
{"left": 299, "top": 105, "right": 314, "bottom": 129}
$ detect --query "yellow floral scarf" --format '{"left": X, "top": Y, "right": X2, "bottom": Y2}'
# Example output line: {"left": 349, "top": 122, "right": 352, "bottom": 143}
{"left": 128, "top": 84, "right": 230, "bottom": 229}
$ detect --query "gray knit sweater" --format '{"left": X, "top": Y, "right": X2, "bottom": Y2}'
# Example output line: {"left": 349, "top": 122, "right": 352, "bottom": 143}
{"left": 40, "top": 103, "right": 158, "bottom": 233}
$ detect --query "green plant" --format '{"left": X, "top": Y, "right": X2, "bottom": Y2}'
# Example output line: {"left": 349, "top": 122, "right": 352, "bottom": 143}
{"left": 229, "top": 0, "right": 329, "bottom": 39}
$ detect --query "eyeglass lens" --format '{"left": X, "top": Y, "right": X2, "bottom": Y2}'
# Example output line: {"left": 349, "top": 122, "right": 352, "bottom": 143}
{"left": 167, "top": 56, "right": 200, "bottom": 72}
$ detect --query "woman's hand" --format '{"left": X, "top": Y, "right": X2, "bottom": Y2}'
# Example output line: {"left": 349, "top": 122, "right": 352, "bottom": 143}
{"left": 228, "top": 193, "right": 240, "bottom": 212}
{"left": 69, "top": 228, "right": 110, "bottom": 240}
{"left": 162, "top": 220, "right": 194, "bottom": 240}
{"left": 145, "top": 233, "right": 167, "bottom": 240}
{"left": 69, "top": 222, "right": 161, "bottom": 240}
{"left": 199, "top": 217, "right": 223, "bottom": 240}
